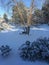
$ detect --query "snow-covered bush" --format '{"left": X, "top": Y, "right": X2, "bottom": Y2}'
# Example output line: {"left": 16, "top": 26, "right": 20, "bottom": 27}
{"left": 19, "top": 37, "right": 49, "bottom": 62}
{"left": 0, "top": 45, "right": 11, "bottom": 57}
{"left": 19, "top": 41, "right": 31, "bottom": 60}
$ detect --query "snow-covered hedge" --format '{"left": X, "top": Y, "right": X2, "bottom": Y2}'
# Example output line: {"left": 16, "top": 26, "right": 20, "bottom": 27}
{"left": 19, "top": 37, "right": 49, "bottom": 62}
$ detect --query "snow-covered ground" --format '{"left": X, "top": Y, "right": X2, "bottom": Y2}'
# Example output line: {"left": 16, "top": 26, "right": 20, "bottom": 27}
{"left": 0, "top": 24, "right": 49, "bottom": 65}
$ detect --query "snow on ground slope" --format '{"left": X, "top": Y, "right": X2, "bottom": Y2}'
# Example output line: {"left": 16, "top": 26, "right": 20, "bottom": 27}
{"left": 0, "top": 25, "right": 49, "bottom": 65}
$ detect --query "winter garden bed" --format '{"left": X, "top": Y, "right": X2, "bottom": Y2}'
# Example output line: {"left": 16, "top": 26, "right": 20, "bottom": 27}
{"left": 0, "top": 26, "right": 49, "bottom": 65}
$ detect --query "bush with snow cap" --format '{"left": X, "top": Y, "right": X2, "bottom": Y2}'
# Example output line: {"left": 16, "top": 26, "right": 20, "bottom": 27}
{"left": 19, "top": 37, "right": 49, "bottom": 62}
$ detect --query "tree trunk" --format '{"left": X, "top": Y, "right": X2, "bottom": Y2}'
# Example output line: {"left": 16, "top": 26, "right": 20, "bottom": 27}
{"left": 22, "top": 26, "right": 30, "bottom": 35}
{"left": 26, "top": 26, "right": 30, "bottom": 35}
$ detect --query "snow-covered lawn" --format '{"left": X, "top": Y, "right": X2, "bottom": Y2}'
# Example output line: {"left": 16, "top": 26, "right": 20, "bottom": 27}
{"left": 0, "top": 24, "right": 49, "bottom": 65}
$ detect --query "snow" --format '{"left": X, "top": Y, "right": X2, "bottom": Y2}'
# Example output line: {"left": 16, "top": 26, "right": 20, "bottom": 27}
{"left": 0, "top": 24, "right": 49, "bottom": 65}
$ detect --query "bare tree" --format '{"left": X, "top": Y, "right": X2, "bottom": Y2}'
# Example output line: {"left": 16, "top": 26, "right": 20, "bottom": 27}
{"left": 0, "top": 0, "right": 35, "bottom": 35}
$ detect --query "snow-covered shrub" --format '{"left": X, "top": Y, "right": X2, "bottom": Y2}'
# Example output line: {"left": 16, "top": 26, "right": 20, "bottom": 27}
{"left": 19, "top": 37, "right": 49, "bottom": 62}
{"left": 0, "top": 45, "right": 11, "bottom": 57}
{"left": 19, "top": 41, "right": 31, "bottom": 60}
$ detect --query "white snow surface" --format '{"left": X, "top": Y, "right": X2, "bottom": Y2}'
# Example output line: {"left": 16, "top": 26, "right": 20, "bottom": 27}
{"left": 0, "top": 24, "right": 49, "bottom": 65}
